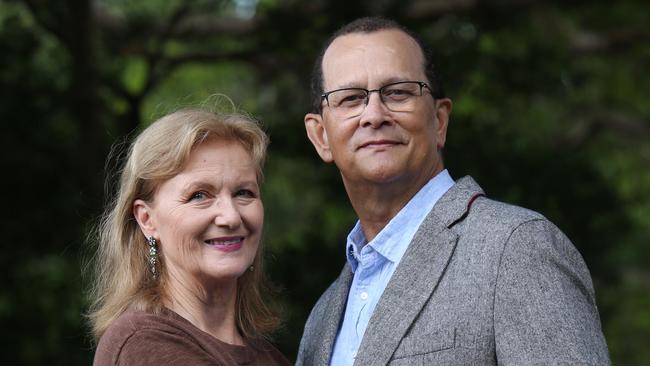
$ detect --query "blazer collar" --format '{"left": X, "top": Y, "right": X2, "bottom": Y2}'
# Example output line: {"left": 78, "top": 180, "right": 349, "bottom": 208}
{"left": 434, "top": 176, "right": 486, "bottom": 228}
{"left": 353, "top": 176, "right": 485, "bottom": 366}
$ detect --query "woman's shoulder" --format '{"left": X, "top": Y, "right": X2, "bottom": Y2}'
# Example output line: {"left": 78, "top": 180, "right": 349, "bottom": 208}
{"left": 93, "top": 309, "right": 206, "bottom": 366}
{"left": 103, "top": 309, "right": 170, "bottom": 333}
{"left": 247, "top": 338, "right": 292, "bottom": 366}
{"left": 93, "top": 309, "right": 291, "bottom": 366}
{"left": 98, "top": 310, "right": 182, "bottom": 345}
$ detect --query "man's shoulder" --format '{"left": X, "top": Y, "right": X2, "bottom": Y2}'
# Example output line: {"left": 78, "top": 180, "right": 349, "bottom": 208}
{"left": 441, "top": 175, "right": 549, "bottom": 229}
{"left": 472, "top": 195, "right": 545, "bottom": 224}
{"left": 459, "top": 196, "right": 568, "bottom": 251}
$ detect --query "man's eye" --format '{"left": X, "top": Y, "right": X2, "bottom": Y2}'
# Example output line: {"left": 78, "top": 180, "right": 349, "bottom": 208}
{"left": 383, "top": 88, "right": 413, "bottom": 98}
{"left": 336, "top": 92, "right": 366, "bottom": 106}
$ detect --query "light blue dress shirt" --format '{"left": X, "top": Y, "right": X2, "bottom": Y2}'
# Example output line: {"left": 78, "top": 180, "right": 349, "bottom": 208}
{"left": 329, "top": 169, "right": 455, "bottom": 366}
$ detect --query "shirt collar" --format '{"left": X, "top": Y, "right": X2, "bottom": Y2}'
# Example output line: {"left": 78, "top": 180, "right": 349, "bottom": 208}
{"left": 345, "top": 169, "right": 455, "bottom": 272}
{"left": 345, "top": 220, "right": 366, "bottom": 273}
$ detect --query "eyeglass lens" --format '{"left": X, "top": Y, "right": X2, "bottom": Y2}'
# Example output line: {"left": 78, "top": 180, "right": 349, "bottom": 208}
{"left": 326, "top": 82, "right": 425, "bottom": 117}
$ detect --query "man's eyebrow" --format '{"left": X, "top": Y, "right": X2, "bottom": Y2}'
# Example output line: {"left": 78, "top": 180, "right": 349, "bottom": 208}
{"left": 378, "top": 76, "right": 413, "bottom": 86}
{"left": 328, "top": 81, "right": 364, "bottom": 90}
{"left": 330, "top": 76, "right": 415, "bottom": 90}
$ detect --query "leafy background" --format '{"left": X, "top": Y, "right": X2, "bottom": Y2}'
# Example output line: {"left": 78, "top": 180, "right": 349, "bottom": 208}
{"left": 1, "top": 0, "right": 648, "bottom": 364}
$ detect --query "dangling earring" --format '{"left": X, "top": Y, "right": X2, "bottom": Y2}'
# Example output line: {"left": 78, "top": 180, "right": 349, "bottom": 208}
{"left": 147, "top": 236, "right": 158, "bottom": 279}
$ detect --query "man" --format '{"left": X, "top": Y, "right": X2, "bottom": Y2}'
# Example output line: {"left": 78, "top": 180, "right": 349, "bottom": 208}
{"left": 296, "top": 16, "right": 610, "bottom": 365}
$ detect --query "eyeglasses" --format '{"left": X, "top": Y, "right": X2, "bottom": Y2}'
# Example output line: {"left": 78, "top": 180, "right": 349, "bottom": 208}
{"left": 321, "top": 81, "right": 433, "bottom": 118}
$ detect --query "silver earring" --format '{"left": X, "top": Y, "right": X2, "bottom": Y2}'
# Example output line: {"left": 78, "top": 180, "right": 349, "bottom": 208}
{"left": 249, "top": 265, "right": 254, "bottom": 272}
{"left": 147, "top": 236, "right": 158, "bottom": 279}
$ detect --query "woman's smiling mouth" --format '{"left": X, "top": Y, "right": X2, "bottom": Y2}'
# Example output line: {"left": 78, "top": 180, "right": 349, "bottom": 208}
{"left": 205, "top": 236, "right": 245, "bottom": 252}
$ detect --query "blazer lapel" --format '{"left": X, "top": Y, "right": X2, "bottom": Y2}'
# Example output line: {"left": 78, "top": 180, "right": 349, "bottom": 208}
{"left": 353, "top": 176, "right": 484, "bottom": 366}
{"left": 310, "top": 264, "right": 354, "bottom": 365}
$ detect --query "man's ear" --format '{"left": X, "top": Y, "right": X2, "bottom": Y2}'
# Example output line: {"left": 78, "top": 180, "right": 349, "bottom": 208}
{"left": 304, "top": 113, "right": 334, "bottom": 163}
{"left": 133, "top": 199, "right": 157, "bottom": 239}
{"left": 434, "top": 98, "right": 452, "bottom": 149}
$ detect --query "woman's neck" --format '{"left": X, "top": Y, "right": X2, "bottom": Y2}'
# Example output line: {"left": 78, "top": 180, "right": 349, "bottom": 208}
{"left": 163, "top": 272, "right": 243, "bottom": 345}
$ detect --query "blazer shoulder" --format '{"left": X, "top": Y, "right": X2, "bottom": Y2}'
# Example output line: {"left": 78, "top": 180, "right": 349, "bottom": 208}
{"left": 465, "top": 196, "right": 548, "bottom": 231}
{"left": 438, "top": 176, "right": 546, "bottom": 232}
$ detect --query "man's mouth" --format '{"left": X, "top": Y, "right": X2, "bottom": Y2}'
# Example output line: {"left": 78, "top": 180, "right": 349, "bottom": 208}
{"left": 358, "top": 140, "right": 401, "bottom": 149}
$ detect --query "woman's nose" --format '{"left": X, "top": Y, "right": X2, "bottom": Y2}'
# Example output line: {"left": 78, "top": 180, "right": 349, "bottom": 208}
{"left": 213, "top": 198, "right": 242, "bottom": 229}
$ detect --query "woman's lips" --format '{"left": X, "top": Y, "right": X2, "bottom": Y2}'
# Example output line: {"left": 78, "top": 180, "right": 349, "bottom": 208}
{"left": 205, "top": 236, "right": 244, "bottom": 252}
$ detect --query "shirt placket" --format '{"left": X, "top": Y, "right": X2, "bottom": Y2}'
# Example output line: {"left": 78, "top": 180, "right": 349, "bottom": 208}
{"left": 354, "top": 247, "right": 381, "bottom": 350}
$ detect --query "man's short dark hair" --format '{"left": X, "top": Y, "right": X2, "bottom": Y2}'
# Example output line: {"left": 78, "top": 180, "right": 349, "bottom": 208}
{"left": 310, "top": 16, "right": 445, "bottom": 113}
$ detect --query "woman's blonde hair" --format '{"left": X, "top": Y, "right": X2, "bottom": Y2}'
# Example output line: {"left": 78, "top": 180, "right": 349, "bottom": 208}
{"left": 86, "top": 109, "right": 279, "bottom": 340}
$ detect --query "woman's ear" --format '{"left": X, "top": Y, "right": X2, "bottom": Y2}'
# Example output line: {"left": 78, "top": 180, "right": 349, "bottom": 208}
{"left": 304, "top": 113, "right": 334, "bottom": 163}
{"left": 133, "top": 199, "right": 157, "bottom": 238}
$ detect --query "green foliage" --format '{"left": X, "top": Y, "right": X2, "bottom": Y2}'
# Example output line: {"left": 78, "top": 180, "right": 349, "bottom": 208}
{"left": 1, "top": 0, "right": 648, "bottom": 364}
{"left": 141, "top": 62, "right": 258, "bottom": 120}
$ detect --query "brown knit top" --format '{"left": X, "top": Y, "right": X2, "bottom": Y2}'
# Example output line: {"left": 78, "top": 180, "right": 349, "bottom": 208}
{"left": 93, "top": 309, "right": 290, "bottom": 366}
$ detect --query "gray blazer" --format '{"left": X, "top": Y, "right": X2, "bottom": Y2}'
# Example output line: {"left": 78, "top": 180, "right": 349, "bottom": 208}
{"left": 296, "top": 176, "right": 610, "bottom": 365}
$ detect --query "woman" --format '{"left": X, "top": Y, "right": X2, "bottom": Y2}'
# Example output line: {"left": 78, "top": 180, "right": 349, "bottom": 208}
{"left": 87, "top": 109, "right": 290, "bottom": 365}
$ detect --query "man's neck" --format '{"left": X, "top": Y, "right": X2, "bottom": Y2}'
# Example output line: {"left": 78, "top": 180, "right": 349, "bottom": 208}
{"left": 344, "top": 167, "right": 443, "bottom": 241}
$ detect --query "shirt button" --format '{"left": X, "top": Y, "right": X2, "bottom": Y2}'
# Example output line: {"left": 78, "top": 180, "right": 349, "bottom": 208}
{"left": 360, "top": 292, "right": 368, "bottom": 300}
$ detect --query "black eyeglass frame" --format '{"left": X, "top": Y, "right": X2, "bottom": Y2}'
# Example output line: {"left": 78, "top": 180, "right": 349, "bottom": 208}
{"left": 320, "top": 80, "right": 434, "bottom": 109}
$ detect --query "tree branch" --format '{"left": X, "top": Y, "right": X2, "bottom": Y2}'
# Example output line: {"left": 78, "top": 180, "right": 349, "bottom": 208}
{"left": 570, "top": 29, "right": 650, "bottom": 53}
{"left": 404, "top": 0, "right": 541, "bottom": 19}
{"left": 22, "top": 0, "right": 67, "bottom": 44}
{"left": 562, "top": 109, "right": 650, "bottom": 148}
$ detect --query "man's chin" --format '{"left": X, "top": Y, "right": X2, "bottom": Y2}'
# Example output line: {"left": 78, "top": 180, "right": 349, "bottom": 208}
{"left": 347, "top": 165, "right": 409, "bottom": 186}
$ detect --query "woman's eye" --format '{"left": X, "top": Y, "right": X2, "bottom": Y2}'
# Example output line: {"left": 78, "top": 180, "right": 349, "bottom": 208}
{"left": 235, "top": 189, "right": 257, "bottom": 198}
{"left": 189, "top": 191, "right": 208, "bottom": 201}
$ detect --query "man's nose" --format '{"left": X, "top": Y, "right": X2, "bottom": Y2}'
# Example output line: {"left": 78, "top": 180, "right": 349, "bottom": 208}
{"left": 359, "top": 92, "right": 391, "bottom": 128}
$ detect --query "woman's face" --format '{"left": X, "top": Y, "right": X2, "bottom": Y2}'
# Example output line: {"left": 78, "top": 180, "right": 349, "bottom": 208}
{"left": 135, "top": 138, "right": 263, "bottom": 290}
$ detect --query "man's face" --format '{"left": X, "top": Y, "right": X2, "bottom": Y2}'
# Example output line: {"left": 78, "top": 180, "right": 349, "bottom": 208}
{"left": 305, "top": 29, "right": 451, "bottom": 188}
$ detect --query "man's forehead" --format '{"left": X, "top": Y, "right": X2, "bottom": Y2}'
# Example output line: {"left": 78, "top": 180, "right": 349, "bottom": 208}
{"left": 321, "top": 29, "right": 425, "bottom": 88}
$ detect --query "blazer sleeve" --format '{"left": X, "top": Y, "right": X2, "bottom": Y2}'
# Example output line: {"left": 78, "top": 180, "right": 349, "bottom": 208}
{"left": 295, "top": 307, "right": 317, "bottom": 366}
{"left": 295, "top": 285, "right": 336, "bottom": 366}
{"left": 493, "top": 218, "right": 611, "bottom": 365}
